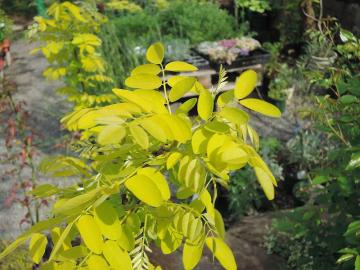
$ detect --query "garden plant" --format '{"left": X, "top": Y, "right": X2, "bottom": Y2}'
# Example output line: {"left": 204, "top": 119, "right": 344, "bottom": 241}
{"left": 0, "top": 31, "right": 282, "bottom": 270}
{"left": 0, "top": 1, "right": 359, "bottom": 270}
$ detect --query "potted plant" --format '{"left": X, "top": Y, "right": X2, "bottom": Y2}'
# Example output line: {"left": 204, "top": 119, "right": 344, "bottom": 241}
{"left": 307, "top": 31, "right": 337, "bottom": 70}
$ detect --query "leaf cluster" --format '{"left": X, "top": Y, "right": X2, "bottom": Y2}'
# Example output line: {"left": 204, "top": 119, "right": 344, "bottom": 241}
{"left": 28, "top": 1, "right": 115, "bottom": 108}
{"left": 0, "top": 41, "right": 282, "bottom": 269}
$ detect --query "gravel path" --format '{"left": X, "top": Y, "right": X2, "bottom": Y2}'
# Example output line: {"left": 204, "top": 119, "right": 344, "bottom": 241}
{"left": 0, "top": 39, "right": 71, "bottom": 239}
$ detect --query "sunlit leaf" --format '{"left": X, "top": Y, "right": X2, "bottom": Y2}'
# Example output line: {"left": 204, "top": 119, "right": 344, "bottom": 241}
{"left": 138, "top": 167, "right": 171, "bottom": 201}
{"left": 198, "top": 89, "right": 213, "bottom": 121}
{"left": 234, "top": 70, "right": 257, "bottom": 99}
{"left": 219, "top": 107, "right": 249, "bottom": 125}
{"left": 176, "top": 98, "right": 197, "bottom": 114}
{"left": 125, "top": 74, "right": 162, "bottom": 89}
{"left": 183, "top": 242, "right": 203, "bottom": 270}
{"left": 205, "top": 237, "right": 237, "bottom": 270}
{"left": 76, "top": 215, "right": 104, "bottom": 254}
{"left": 94, "top": 201, "right": 122, "bottom": 240}
{"left": 214, "top": 210, "right": 225, "bottom": 239}
{"left": 165, "top": 61, "right": 198, "bottom": 72}
{"left": 131, "top": 64, "right": 161, "bottom": 75}
{"left": 254, "top": 166, "right": 275, "bottom": 200}
{"left": 129, "top": 124, "right": 149, "bottom": 149}
{"left": 167, "top": 152, "right": 183, "bottom": 169}
{"left": 103, "top": 240, "right": 133, "bottom": 270}
{"left": 169, "top": 77, "right": 197, "bottom": 102}
{"left": 97, "top": 125, "right": 126, "bottom": 145}
{"left": 192, "top": 128, "right": 210, "bottom": 154}
{"left": 146, "top": 42, "right": 164, "bottom": 64}
{"left": 29, "top": 233, "right": 48, "bottom": 264}
{"left": 217, "top": 90, "right": 234, "bottom": 107}
{"left": 239, "top": 98, "right": 281, "bottom": 118}
{"left": 88, "top": 255, "right": 110, "bottom": 270}
{"left": 117, "top": 225, "right": 135, "bottom": 251}
{"left": 125, "top": 174, "right": 164, "bottom": 207}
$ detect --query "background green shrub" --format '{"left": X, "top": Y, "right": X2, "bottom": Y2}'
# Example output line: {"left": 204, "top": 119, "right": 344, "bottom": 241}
{"left": 100, "top": 0, "right": 242, "bottom": 86}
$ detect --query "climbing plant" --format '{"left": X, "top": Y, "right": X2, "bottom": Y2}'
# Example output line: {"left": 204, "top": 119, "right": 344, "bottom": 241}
{"left": 0, "top": 42, "right": 281, "bottom": 269}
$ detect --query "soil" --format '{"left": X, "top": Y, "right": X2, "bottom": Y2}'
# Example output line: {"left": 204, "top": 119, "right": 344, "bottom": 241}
{"left": 150, "top": 213, "right": 286, "bottom": 270}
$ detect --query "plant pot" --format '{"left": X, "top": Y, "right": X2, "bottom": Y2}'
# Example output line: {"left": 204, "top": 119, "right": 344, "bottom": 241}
{"left": 309, "top": 51, "right": 337, "bottom": 70}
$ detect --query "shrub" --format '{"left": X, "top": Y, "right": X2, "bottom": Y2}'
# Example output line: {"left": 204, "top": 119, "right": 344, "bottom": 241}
{"left": 0, "top": 41, "right": 282, "bottom": 269}
{"left": 100, "top": 0, "right": 242, "bottom": 85}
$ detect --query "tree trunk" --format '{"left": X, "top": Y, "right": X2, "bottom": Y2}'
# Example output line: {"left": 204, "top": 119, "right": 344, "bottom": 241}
{"left": 302, "top": 0, "right": 316, "bottom": 30}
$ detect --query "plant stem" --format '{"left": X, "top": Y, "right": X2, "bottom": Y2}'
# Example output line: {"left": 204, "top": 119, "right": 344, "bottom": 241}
{"left": 160, "top": 64, "right": 172, "bottom": 114}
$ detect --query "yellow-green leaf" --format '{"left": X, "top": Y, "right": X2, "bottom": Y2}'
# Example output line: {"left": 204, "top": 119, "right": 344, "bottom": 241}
{"left": 125, "top": 74, "right": 162, "bottom": 89}
{"left": 63, "top": 2, "right": 86, "bottom": 22}
{"left": 76, "top": 215, "right": 104, "bottom": 254}
{"left": 94, "top": 201, "right": 122, "bottom": 240}
{"left": 160, "top": 114, "right": 192, "bottom": 143}
{"left": 140, "top": 116, "right": 169, "bottom": 143}
{"left": 50, "top": 227, "right": 71, "bottom": 253}
{"left": 88, "top": 255, "right": 110, "bottom": 270}
{"left": 129, "top": 124, "right": 149, "bottom": 149}
{"left": 167, "top": 76, "right": 186, "bottom": 87}
{"left": 138, "top": 167, "right": 171, "bottom": 201}
{"left": 40, "top": 262, "right": 58, "bottom": 270}
{"left": 131, "top": 64, "right": 161, "bottom": 75}
{"left": 146, "top": 42, "right": 164, "bottom": 64}
{"left": 198, "top": 89, "right": 213, "bottom": 121}
{"left": 103, "top": 240, "right": 133, "bottom": 270}
{"left": 29, "top": 233, "right": 48, "bottom": 264}
{"left": 254, "top": 166, "right": 275, "bottom": 200}
{"left": 58, "top": 246, "right": 88, "bottom": 261}
{"left": 117, "top": 225, "right": 135, "bottom": 251}
{"left": 176, "top": 98, "right": 197, "bottom": 114}
{"left": 58, "top": 261, "right": 76, "bottom": 270}
{"left": 205, "top": 237, "right": 237, "bottom": 270}
{"left": 176, "top": 186, "right": 194, "bottom": 199}
{"left": 219, "top": 107, "right": 249, "bottom": 125}
{"left": 248, "top": 153, "right": 277, "bottom": 187}
{"left": 169, "top": 77, "right": 197, "bottom": 102}
{"left": 165, "top": 61, "right": 198, "bottom": 72}
{"left": 219, "top": 142, "right": 248, "bottom": 165}
{"left": 192, "top": 128, "right": 210, "bottom": 155}
{"left": 49, "top": 222, "right": 74, "bottom": 261}
{"left": 217, "top": 90, "right": 234, "bottom": 108}
{"left": 234, "top": 70, "right": 257, "bottom": 99}
{"left": 239, "top": 98, "right": 281, "bottom": 118}
{"left": 214, "top": 210, "right": 225, "bottom": 239}
{"left": 200, "top": 190, "right": 215, "bottom": 220}
{"left": 134, "top": 89, "right": 167, "bottom": 114}
{"left": 125, "top": 174, "right": 164, "bottom": 207}
{"left": 97, "top": 125, "right": 126, "bottom": 145}
{"left": 52, "top": 188, "right": 102, "bottom": 216}
{"left": 112, "top": 89, "right": 152, "bottom": 113}
{"left": 203, "top": 120, "right": 229, "bottom": 134}
{"left": 183, "top": 242, "right": 203, "bottom": 270}
{"left": 160, "top": 230, "right": 183, "bottom": 254}
{"left": 167, "top": 152, "right": 183, "bottom": 169}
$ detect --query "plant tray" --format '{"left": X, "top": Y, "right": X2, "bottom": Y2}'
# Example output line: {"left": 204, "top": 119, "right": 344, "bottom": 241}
{"left": 192, "top": 48, "right": 271, "bottom": 71}
{"left": 165, "top": 51, "right": 210, "bottom": 71}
